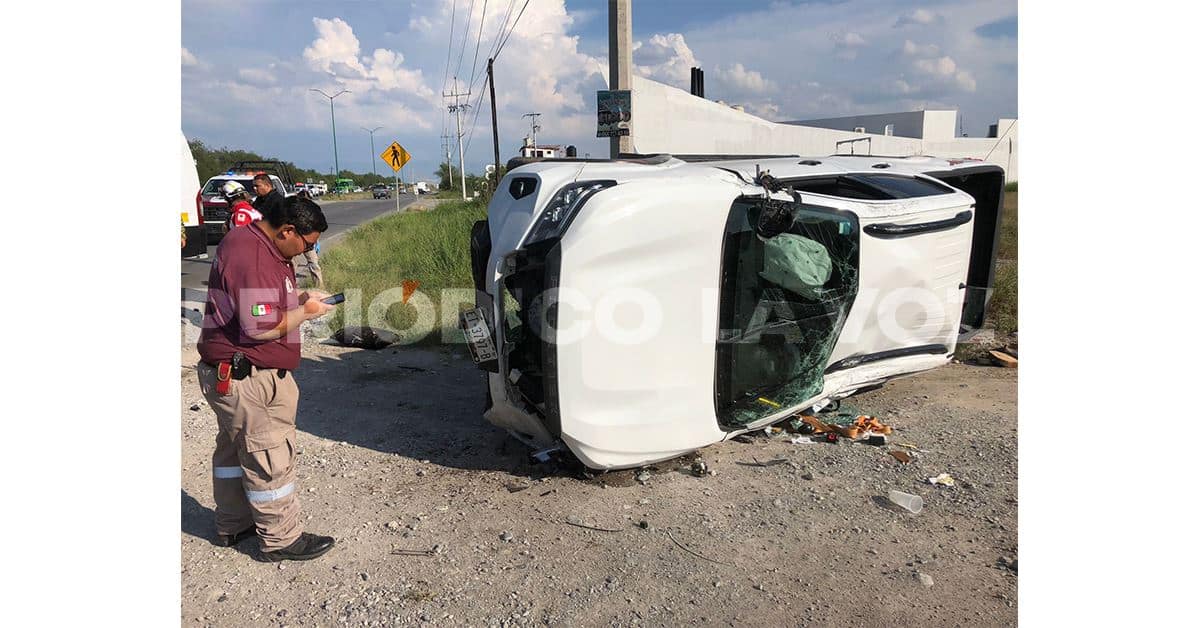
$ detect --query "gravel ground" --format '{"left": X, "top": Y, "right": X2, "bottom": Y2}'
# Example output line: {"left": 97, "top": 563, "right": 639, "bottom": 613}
{"left": 180, "top": 329, "right": 1017, "bottom": 626}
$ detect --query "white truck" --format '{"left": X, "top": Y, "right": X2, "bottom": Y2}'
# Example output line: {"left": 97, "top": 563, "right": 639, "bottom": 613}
{"left": 462, "top": 153, "right": 1005, "bottom": 469}
{"left": 180, "top": 133, "right": 206, "bottom": 258}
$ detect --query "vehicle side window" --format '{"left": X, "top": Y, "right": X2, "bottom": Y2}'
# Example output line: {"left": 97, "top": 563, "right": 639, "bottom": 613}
{"left": 714, "top": 199, "right": 860, "bottom": 428}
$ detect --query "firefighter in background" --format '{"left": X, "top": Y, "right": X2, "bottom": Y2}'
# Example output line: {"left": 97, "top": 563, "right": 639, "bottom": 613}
{"left": 221, "top": 181, "right": 262, "bottom": 229}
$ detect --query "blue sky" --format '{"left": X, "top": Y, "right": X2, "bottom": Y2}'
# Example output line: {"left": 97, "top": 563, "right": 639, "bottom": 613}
{"left": 182, "top": 0, "right": 1016, "bottom": 181}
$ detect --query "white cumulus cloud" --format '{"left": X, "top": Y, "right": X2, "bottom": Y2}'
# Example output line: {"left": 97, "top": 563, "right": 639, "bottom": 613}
{"left": 895, "top": 8, "right": 940, "bottom": 27}
{"left": 902, "top": 40, "right": 940, "bottom": 57}
{"left": 182, "top": 47, "right": 198, "bottom": 67}
{"left": 832, "top": 31, "right": 867, "bottom": 60}
{"left": 633, "top": 33, "right": 699, "bottom": 88}
{"left": 714, "top": 62, "right": 775, "bottom": 94}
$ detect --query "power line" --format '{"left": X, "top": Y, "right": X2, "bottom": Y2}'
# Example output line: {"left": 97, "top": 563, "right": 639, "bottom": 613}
{"left": 493, "top": 0, "right": 532, "bottom": 61}
{"left": 468, "top": 0, "right": 489, "bottom": 87}
{"left": 463, "top": 0, "right": 532, "bottom": 166}
{"left": 465, "top": 0, "right": 515, "bottom": 98}
{"left": 455, "top": 0, "right": 478, "bottom": 84}
{"left": 442, "top": 0, "right": 458, "bottom": 94}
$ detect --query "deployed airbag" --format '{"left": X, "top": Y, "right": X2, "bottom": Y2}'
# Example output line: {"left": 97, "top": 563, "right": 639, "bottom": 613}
{"left": 758, "top": 234, "right": 832, "bottom": 300}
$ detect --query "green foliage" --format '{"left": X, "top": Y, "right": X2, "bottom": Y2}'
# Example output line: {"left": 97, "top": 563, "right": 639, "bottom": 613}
{"left": 319, "top": 198, "right": 487, "bottom": 345}
{"left": 187, "top": 138, "right": 403, "bottom": 189}
{"left": 987, "top": 190, "right": 1018, "bottom": 335}
{"left": 1003, "top": 181, "right": 1018, "bottom": 192}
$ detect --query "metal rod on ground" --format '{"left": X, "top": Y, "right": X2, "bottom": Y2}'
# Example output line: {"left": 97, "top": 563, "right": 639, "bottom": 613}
{"left": 489, "top": 58, "right": 501, "bottom": 193}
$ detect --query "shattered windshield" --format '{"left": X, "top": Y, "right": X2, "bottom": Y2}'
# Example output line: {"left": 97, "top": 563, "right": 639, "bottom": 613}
{"left": 715, "top": 198, "right": 860, "bottom": 428}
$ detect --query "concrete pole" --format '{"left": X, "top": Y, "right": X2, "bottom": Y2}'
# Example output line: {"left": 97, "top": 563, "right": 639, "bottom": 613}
{"left": 608, "top": 0, "right": 633, "bottom": 158}
{"left": 454, "top": 103, "right": 467, "bottom": 200}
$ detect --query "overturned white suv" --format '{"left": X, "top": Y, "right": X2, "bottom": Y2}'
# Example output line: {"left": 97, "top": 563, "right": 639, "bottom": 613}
{"left": 463, "top": 154, "right": 1005, "bottom": 470}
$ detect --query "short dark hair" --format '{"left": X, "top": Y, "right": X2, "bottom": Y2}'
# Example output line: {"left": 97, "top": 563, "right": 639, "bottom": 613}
{"left": 265, "top": 195, "right": 328, "bottom": 234}
{"left": 252, "top": 173, "right": 272, "bottom": 185}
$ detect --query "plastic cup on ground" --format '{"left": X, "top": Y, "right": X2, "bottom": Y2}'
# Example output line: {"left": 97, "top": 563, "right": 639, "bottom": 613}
{"left": 888, "top": 490, "right": 923, "bottom": 514}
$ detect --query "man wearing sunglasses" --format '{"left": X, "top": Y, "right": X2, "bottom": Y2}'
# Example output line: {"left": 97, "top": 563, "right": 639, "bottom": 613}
{"left": 197, "top": 195, "right": 339, "bottom": 562}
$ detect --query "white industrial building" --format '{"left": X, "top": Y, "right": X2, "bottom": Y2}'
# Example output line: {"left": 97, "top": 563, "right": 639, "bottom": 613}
{"left": 625, "top": 76, "right": 1019, "bottom": 182}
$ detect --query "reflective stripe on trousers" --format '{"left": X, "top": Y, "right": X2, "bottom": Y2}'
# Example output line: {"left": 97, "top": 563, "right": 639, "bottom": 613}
{"left": 213, "top": 466, "right": 243, "bottom": 479}
{"left": 246, "top": 482, "right": 295, "bottom": 504}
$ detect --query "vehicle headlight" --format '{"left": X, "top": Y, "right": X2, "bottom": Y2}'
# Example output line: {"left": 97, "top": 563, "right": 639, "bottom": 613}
{"left": 523, "top": 180, "right": 616, "bottom": 245}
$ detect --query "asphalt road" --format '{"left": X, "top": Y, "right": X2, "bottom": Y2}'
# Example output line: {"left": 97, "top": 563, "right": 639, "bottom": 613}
{"left": 181, "top": 195, "right": 417, "bottom": 296}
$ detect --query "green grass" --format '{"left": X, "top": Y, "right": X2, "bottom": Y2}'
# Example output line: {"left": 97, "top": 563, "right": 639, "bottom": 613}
{"left": 988, "top": 189, "right": 1018, "bottom": 337}
{"left": 317, "top": 198, "right": 486, "bottom": 345}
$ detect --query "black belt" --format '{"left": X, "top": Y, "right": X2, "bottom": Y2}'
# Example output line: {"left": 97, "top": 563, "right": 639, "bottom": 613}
{"left": 203, "top": 360, "right": 289, "bottom": 379}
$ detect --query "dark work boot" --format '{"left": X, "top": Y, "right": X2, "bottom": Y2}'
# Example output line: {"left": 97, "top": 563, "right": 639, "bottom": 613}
{"left": 214, "top": 527, "right": 257, "bottom": 547}
{"left": 257, "top": 533, "right": 336, "bottom": 562}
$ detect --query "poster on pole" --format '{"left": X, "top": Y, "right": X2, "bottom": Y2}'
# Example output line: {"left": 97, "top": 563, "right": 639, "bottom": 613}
{"left": 596, "top": 90, "right": 631, "bottom": 137}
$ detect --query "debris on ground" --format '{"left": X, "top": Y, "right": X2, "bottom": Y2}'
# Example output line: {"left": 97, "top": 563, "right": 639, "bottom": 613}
{"left": 506, "top": 482, "right": 532, "bottom": 493}
{"left": 927, "top": 473, "right": 956, "bottom": 486}
{"left": 916, "top": 572, "right": 935, "bottom": 587}
{"left": 634, "top": 469, "right": 651, "bottom": 485}
{"left": 331, "top": 326, "right": 399, "bottom": 350}
{"left": 564, "top": 518, "right": 623, "bottom": 533}
{"left": 865, "top": 434, "right": 888, "bottom": 446}
{"left": 988, "top": 349, "right": 1018, "bottom": 368}
{"left": 690, "top": 460, "right": 709, "bottom": 477}
{"left": 887, "top": 490, "right": 924, "bottom": 514}
{"left": 500, "top": 531, "right": 514, "bottom": 542}
{"left": 666, "top": 529, "right": 731, "bottom": 565}
{"left": 390, "top": 547, "right": 437, "bottom": 557}
{"left": 736, "top": 458, "right": 789, "bottom": 467}
{"left": 189, "top": 403, "right": 201, "bottom": 411}
{"left": 889, "top": 450, "right": 913, "bottom": 464}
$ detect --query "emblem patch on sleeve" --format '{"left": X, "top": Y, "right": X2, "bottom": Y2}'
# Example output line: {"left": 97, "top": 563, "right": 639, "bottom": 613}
{"left": 251, "top": 304, "right": 273, "bottom": 316}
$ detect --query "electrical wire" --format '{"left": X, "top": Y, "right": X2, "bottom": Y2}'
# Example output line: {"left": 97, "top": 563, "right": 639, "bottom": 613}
{"left": 468, "top": 0, "right": 489, "bottom": 88}
{"left": 455, "top": 0, "right": 478, "bottom": 85}
{"left": 442, "top": 0, "right": 458, "bottom": 94}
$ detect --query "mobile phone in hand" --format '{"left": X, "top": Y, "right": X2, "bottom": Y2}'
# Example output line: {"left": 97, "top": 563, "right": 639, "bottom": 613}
{"left": 321, "top": 293, "right": 345, "bottom": 305}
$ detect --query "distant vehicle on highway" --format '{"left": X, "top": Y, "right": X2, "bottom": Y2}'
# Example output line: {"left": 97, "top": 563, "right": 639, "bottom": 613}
{"left": 413, "top": 181, "right": 432, "bottom": 194}
{"left": 335, "top": 178, "right": 355, "bottom": 194}
{"left": 371, "top": 184, "right": 392, "bottom": 199}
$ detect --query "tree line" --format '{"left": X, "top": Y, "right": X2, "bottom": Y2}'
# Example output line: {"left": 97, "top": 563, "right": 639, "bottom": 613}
{"left": 187, "top": 139, "right": 418, "bottom": 189}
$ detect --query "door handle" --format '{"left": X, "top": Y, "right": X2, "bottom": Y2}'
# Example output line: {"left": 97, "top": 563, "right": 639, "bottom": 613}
{"left": 864, "top": 210, "right": 973, "bottom": 238}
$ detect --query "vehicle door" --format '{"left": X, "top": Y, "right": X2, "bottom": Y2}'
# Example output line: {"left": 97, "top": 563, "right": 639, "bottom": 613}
{"left": 813, "top": 177, "right": 976, "bottom": 371}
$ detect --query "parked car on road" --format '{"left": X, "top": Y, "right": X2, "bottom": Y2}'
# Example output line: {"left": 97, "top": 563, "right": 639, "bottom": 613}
{"left": 463, "top": 153, "right": 1005, "bottom": 469}
{"left": 200, "top": 164, "right": 293, "bottom": 242}
{"left": 371, "top": 184, "right": 392, "bottom": 199}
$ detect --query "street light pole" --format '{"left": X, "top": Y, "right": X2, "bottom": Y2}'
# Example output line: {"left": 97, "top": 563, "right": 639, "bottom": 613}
{"left": 310, "top": 88, "right": 350, "bottom": 182}
{"left": 362, "top": 126, "right": 382, "bottom": 178}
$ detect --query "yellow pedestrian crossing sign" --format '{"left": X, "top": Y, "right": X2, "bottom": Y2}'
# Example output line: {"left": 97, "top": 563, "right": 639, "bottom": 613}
{"left": 381, "top": 141, "right": 411, "bottom": 172}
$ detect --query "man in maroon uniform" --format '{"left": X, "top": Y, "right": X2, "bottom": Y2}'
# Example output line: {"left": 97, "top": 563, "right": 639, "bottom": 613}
{"left": 197, "top": 195, "right": 337, "bottom": 562}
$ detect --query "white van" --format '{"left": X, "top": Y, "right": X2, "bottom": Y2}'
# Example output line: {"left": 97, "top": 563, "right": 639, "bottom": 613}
{"left": 463, "top": 154, "right": 1006, "bottom": 469}
{"left": 181, "top": 133, "right": 206, "bottom": 258}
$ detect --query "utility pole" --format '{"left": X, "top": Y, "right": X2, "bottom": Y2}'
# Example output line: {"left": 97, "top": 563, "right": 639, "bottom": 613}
{"left": 522, "top": 113, "right": 542, "bottom": 153}
{"left": 361, "top": 126, "right": 382, "bottom": 178}
{"left": 440, "top": 133, "right": 452, "bottom": 190}
{"left": 608, "top": 0, "right": 633, "bottom": 157}
{"left": 443, "top": 77, "right": 470, "bottom": 201}
{"left": 310, "top": 88, "right": 350, "bottom": 179}
{"left": 488, "top": 58, "right": 501, "bottom": 192}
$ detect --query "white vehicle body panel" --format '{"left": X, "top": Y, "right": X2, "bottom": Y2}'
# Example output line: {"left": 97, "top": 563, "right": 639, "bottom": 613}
{"left": 476, "top": 155, "right": 1000, "bottom": 469}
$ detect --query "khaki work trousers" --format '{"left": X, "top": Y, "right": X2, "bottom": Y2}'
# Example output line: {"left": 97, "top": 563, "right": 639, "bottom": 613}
{"left": 292, "top": 250, "right": 323, "bottom": 288}
{"left": 197, "top": 362, "right": 303, "bottom": 551}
